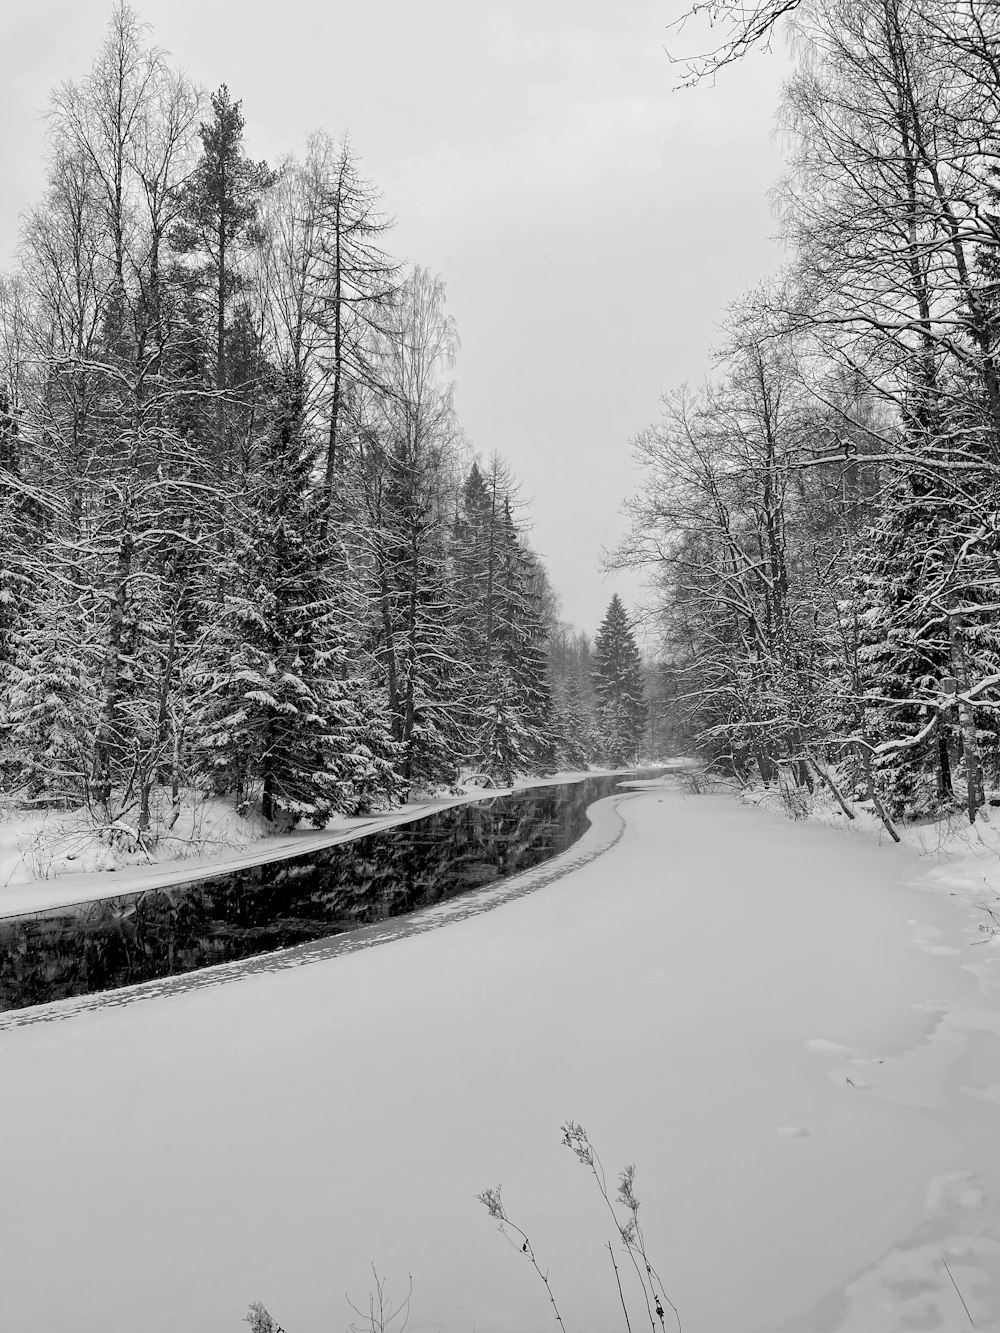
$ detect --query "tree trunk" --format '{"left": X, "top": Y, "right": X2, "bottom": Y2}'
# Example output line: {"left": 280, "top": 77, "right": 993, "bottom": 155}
{"left": 947, "top": 612, "right": 983, "bottom": 823}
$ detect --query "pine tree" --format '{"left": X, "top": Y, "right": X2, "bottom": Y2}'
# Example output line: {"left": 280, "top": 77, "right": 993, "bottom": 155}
{"left": 593, "top": 595, "right": 648, "bottom": 765}
{"left": 171, "top": 85, "right": 274, "bottom": 477}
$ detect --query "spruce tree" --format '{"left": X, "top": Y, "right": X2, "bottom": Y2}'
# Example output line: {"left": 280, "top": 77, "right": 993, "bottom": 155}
{"left": 5, "top": 572, "right": 98, "bottom": 804}
{"left": 0, "top": 383, "right": 26, "bottom": 688}
{"left": 548, "top": 625, "right": 599, "bottom": 769}
{"left": 374, "top": 450, "right": 468, "bottom": 791}
{"left": 492, "top": 509, "right": 556, "bottom": 773}
{"left": 552, "top": 675, "right": 596, "bottom": 770}
{"left": 593, "top": 595, "right": 648, "bottom": 765}
{"left": 855, "top": 463, "right": 1000, "bottom": 820}
{"left": 454, "top": 462, "right": 556, "bottom": 781}
{"left": 197, "top": 374, "right": 399, "bottom": 824}
{"left": 452, "top": 459, "right": 495, "bottom": 674}
{"left": 360, "top": 268, "right": 470, "bottom": 794}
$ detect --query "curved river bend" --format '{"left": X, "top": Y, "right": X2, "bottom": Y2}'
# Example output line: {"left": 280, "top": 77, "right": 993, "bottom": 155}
{"left": 0, "top": 772, "right": 654, "bottom": 1013}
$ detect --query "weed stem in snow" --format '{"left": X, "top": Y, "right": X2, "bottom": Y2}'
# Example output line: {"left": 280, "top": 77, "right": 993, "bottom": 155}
{"left": 477, "top": 1185, "right": 568, "bottom": 1331}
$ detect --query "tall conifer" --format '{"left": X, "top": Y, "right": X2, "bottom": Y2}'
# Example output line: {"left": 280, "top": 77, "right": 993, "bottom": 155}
{"left": 593, "top": 595, "right": 648, "bottom": 765}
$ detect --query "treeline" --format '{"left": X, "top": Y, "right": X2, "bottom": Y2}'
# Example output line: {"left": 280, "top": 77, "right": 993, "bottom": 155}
{"left": 615, "top": 0, "right": 1000, "bottom": 826}
{"left": 0, "top": 5, "right": 649, "bottom": 838}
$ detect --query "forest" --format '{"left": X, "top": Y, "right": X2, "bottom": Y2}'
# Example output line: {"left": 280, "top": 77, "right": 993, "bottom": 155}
{"left": 618, "top": 0, "right": 1000, "bottom": 833}
{"left": 0, "top": 5, "right": 651, "bottom": 847}
{"left": 4, "top": 7, "right": 1000, "bottom": 1330}
{"left": 9, "top": 0, "right": 992, "bottom": 854}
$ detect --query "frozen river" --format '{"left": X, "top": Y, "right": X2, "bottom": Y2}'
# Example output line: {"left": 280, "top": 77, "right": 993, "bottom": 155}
{"left": 1, "top": 781, "right": 998, "bottom": 1331}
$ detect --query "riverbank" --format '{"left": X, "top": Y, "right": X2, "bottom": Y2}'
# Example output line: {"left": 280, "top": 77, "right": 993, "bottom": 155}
{"left": 0, "top": 781, "right": 997, "bottom": 1332}
{"left": 0, "top": 772, "right": 651, "bottom": 1013}
{"left": 0, "top": 766, "right": 669, "bottom": 919}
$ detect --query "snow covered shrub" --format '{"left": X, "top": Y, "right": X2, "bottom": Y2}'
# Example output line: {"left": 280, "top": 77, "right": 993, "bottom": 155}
{"left": 776, "top": 768, "right": 813, "bottom": 820}
{"left": 675, "top": 764, "right": 728, "bottom": 795}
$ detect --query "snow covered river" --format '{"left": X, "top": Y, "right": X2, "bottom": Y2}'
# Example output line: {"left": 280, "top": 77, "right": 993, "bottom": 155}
{"left": 1, "top": 781, "right": 998, "bottom": 1332}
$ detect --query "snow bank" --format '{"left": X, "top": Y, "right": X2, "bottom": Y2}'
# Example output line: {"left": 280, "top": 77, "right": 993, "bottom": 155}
{"left": 1, "top": 783, "right": 996, "bottom": 1333}
{"left": 0, "top": 792, "right": 266, "bottom": 890}
{"left": 740, "top": 775, "right": 1000, "bottom": 940}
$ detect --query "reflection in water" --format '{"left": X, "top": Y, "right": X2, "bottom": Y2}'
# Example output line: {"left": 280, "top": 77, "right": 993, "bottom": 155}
{"left": 0, "top": 774, "right": 644, "bottom": 1013}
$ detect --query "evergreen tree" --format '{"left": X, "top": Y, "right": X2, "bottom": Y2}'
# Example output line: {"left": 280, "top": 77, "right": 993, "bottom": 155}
{"left": 453, "top": 460, "right": 556, "bottom": 781}
{"left": 372, "top": 447, "right": 468, "bottom": 791}
{"left": 855, "top": 457, "right": 1000, "bottom": 820}
{"left": 552, "top": 675, "right": 596, "bottom": 770}
{"left": 0, "top": 382, "right": 26, "bottom": 686}
{"left": 492, "top": 508, "right": 556, "bottom": 773}
{"left": 549, "top": 624, "right": 599, "bottom": 769}
{"left": 197, "top": 374, "right": 399, "bottom": 824}
{"left": 4, "top": 571, "right": 98, "bottom": 804}
{"left": 593, "top": 595, "right": 648, "bottom": 765}
{"left": 171, "top": 85, "right": 274, "bottom": 476}
{"left": 476, "top": 668, "right": 532, "bottom": 787}
{"left": 452, "top": 459, "right": 495, "bottom": 674}
{"left": 360, "top": 269, "right": 470, "bottom": 793}
{"left": 853, "top": 476, "right": 951, "bottom": 817}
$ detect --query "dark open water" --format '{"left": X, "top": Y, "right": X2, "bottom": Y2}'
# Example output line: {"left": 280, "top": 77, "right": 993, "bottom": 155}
{"left": 0, "top": 772, "right": 653, "bottom": 1014}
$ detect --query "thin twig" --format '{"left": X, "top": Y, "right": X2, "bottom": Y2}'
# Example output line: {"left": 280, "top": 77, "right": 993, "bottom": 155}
{"left": 477, "top": 1186, "right": 568, "bottom": 1332}
{"left": 942, "top": 1255, "right": 975, "bottom": 1326}
{"left": 607, "top": 1240, "right": 634, "bottom": 1333}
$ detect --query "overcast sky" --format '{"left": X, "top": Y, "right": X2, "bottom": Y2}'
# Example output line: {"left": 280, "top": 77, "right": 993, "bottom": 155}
{"left": 1, "top": 0, "right": 788, "bottom": 638}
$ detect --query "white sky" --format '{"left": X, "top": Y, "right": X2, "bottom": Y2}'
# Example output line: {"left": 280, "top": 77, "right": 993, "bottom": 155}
{"left": 0, "top": 0, "right": 788, "bottom": 637}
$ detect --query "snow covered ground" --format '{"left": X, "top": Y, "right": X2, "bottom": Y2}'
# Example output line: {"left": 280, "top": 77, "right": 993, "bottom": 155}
{"left": 1, "top": 778, "right": 998, "bottom": 1332}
